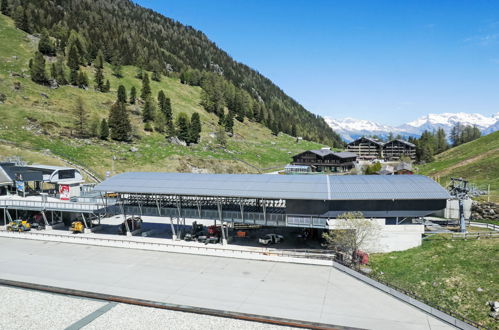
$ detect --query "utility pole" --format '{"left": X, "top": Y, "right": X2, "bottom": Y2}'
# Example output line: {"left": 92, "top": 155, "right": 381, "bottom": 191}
{"left": 448, "top": 178, "right": 470, "bottom": 233}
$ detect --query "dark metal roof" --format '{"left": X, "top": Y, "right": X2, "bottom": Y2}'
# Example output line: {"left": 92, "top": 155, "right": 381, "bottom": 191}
{"left": 297, "top": 149, "right": 357, "bottom": 159}
{"left": 95, "top": 172, "right": 450, "bottom": 201}
{"left": 332, "top": 151, "right": 358, "bottom": 158}
{"left": 308, "top": 149, "right": 334, "bottom": 157}
{"left": 348, "top": 137, "right": 385, "bottom": 146}
{"left": 385, "top": 139, "right": 416, "bottom": 148}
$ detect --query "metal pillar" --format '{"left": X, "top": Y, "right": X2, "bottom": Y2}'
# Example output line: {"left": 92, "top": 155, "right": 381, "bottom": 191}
{"left": 459, "top": 199, "right": 466, "bottom": 233}
{"left": 81, "top": 213, "right": 88, "bottom": 229}
{"left": 41, "top": 211, "right": 49, "bottom": 226}
{"left": 262, "top": 200, "right": 267, "bottom": 225}
{"left": 240, "top": 203, "right": 244, "bottom": 223}
{"left": 217, "top": 202, "right": 227, "bottom": 245}
{"left": 5, "top": 209, "right": 12, "bottom": 223}
{"left": 169, "top": 216, "right": 177, "bottom": 240}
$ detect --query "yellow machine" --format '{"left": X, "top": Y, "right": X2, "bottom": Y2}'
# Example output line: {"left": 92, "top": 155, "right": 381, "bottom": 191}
{"left": 70, "top": 221, "right": 85, "bottom": 233}
{"left": 7, "top": 220, "right": 31, "bottom": 232}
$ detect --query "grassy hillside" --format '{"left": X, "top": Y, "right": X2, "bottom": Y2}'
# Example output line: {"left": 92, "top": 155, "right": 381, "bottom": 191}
{"left": 370, "top": 233, "right": 499, "bottom": 328}
{"left": 418, "top": 131, "right": 499, "bottom": 202}
{"left": 0, "top": 14, "right": 323, "bottom": 177}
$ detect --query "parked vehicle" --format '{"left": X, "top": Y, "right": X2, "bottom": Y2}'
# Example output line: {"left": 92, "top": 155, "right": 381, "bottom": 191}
{"left": 7, "top": 219, "right": 31, "bottom": 232}
{"left": 184, "top": 221, "right": 204, "bottom": 241}
{"left": 70, "top": 221, "right": 85, "bottom": 233}
{"left": 258, "top": 233, "right": 284, "bottom": 245}
{"left": 118, "top": 217, "right": 143, "bottom": 235}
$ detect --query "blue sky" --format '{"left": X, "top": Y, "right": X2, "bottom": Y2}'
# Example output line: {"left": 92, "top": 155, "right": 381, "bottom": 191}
{"left": 136, "top": 0, "right": 499, "bottom": 126}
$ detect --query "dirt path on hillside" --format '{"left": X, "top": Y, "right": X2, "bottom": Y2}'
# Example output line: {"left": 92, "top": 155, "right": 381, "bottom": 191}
{"left": 433, "top": 148, "right": 499, "bottom": 177}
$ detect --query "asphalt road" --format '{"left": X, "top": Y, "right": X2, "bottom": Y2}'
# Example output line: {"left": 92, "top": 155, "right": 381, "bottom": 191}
{"left": 0, "top": 237, "right": 454, "bottom": 330}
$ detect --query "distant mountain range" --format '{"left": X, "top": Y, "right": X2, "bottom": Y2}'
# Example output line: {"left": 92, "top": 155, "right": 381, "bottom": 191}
{"left": 325, "top": 112, "right": 499, "bottom": 142}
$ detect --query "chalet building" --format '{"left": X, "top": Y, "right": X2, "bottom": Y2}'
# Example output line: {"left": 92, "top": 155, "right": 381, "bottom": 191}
{"left": 291, "top": 148, "right": 357, "bottom": 173}
{"left": 382, "top": 139, "right": 416, "bottom": 160}
{"left": 346, "top": 137, "right": 384, "bottom": 159}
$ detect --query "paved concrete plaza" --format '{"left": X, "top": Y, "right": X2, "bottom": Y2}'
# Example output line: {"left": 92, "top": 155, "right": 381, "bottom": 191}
{"left": 0, "top": 237, "right": 454, "bottom": 330}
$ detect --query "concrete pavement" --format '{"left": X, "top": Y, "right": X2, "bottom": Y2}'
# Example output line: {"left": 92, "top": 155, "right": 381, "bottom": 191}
{"left": 0, "top": 237, "right": 455, "bottom": 330}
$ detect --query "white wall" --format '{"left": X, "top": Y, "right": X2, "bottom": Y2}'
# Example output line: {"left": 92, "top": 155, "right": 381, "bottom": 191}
{"left": 327, "top": 218, "right": 424, "bottom": 253}
{"left": 432, "top": 198, "right": 472, "bottom": 219}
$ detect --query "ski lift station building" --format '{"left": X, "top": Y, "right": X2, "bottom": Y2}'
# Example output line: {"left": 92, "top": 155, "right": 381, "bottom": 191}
{"left": 95, "top": 172, "right": 449, "bottom": 228}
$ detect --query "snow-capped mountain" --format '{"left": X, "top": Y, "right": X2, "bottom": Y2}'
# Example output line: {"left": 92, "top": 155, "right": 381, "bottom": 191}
{"left": 324, "top": 117, "right": 414, "bottom": 142}
{"left": 326, "top": 112, "right": 499, "bottom": 142}
{"left": 400, "top": 112, "right": 498, "bottom": 134}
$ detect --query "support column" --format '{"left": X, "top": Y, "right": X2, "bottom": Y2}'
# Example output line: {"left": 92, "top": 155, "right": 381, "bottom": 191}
{"left": 41, "top": 211, "right": 49, "bottom": 226}
{"left": 169, "top": 216, "right": 177, "bottom": 240}
{"left": 217, "top": 202, "right": 227, "bottom": 245}
{"left": 81, "top": 213, "right": 88, "bottom": 229}
{"left": 459, "top": 199, "right": 466, "bottom": 233}
{"left": 263, "top": 199, "right": 267, "bottom": 225}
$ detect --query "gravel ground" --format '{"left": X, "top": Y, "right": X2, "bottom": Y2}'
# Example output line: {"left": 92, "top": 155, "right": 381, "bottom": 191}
{"left": 0, "top": 286, "right": 106, "bottom": 329}
{"left": 83, "top": 303, "right": 292, "bottom": 330}
{"left": 0, "top": 286, "right": 291, "bottom": 330}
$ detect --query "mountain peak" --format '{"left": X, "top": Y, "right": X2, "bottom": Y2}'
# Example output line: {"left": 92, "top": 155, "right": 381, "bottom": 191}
{"left": 326, "top": 112, "right": 499, "bottom": 142}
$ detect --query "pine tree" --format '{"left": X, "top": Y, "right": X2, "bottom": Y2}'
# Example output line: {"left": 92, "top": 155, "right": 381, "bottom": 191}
{"left": 30, "top": 51, "right": 47, "bottom": 84}
{"left": 215, "top": 125, "right": 227, "bottom": 147}
{"left": 271, "top": 121, "right": 279, "bottom": 136}
{"left": 141, "top": 72, "right": 151, "bottom": 99}
{"left": 142, "top": 97, "right": 155, "bottom": 122}
{"left": 167, "top": 120, "right": 175, "bottom": 138}
{"left": 158, "top": 90, "right": 166, "bottom": 111}
{"left": 111, "top": 53, "right": 122, "bottom": 78}
{"left": 189, "top": 112, "right": 201, "bottom": 144}
{"left": 224, "top": 111, "right": 234, "bottom": 133}
{"left": 152, "top": 70, "right": 161, "bottom": 82}
{"left": 77, "top": 70, "right": 88, "bottom": 88}
{"left": 1, "top": 0, "right": 10, "bottom": 15}
{"left": 100, "top": 119, "right": 109, "bottom": 140}
{"left": 55, "top": 57, "right": 68, "bottom": 85}
{"left": 130, "top": 86, "right": 137, "bottom": 104}
{"left": 67, "top": 44, "right": 80, "bottom": 71}
{"left": 94, "top": 67, "right": 104, "bottom": 91}
{"left": 38, "top": 30, "right": 55, "bottom": 56}
{"left": 154, "top": 111, "right": 167, "bottom": 133}
{"left": 103, "top": 80, "right": 110, "bottom": 92}
{"left": 108, "top": 102, "right": 131, "bottom": 141}
{"left": 94, "top": 49, "right": 104, "bottom": 69}
{"left": 67, "top": 44, "right": 80, "bottom": 85}
{"left": 435, "top": 128, "right": 448, "bottom": 154}
{"left": 74, "top": 97, "right": 88, "bottom": 137}
{"left": 117, "top": 85, "right": 127, "bottom": 103}
{"left": 176, "top": 112, "right": 190, "bottom": 143}
{"left": 13, "top": 6, "right": 29, "bottom": 32}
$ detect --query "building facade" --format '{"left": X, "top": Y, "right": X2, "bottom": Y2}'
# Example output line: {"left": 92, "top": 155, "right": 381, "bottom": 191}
{"left": 291, "top": 148, "right": 357, "bottom": 173}
{"left": 382, "top": 139, "right": 416, "bottom": 160}
{"left": 346, "top": 137, "right": 384, "bottom": 159}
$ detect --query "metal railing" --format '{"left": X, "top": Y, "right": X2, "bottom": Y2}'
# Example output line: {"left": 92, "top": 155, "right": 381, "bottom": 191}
{"left": 0, "top": 231, "right": 334, "bottom": 263}
{"left": 0, "top": 199, "right": 104, "bottom": 212}
{"left": 333, "top": 259, "right": 482, "bottom": 329}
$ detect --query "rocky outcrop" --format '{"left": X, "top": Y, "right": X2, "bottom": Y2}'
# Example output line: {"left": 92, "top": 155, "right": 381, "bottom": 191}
{"left": 471, "top": 202, "right": 499, "bottom": 220}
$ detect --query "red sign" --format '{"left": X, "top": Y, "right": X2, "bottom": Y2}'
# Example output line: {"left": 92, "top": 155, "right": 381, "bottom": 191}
{"left": 59, "top": 185, "right": 70, "bottom": 200}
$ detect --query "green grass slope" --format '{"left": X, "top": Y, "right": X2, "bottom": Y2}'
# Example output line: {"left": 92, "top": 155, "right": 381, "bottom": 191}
{"left": 0, "top": 14, "right": 322, "bottom": 177}
{"left": 418, "top": 131, "right": 499, "bottom": 202}
{"left": 370, "top": 235, "right": 499, "bottom": 328}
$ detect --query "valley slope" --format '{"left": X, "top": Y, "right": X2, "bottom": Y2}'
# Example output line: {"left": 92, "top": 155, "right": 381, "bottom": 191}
{"left": 0, "top": 14, "right": 322, "bottom": 177}
{"left": 418, "top": 131, "right": 499, "bottom": 202}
